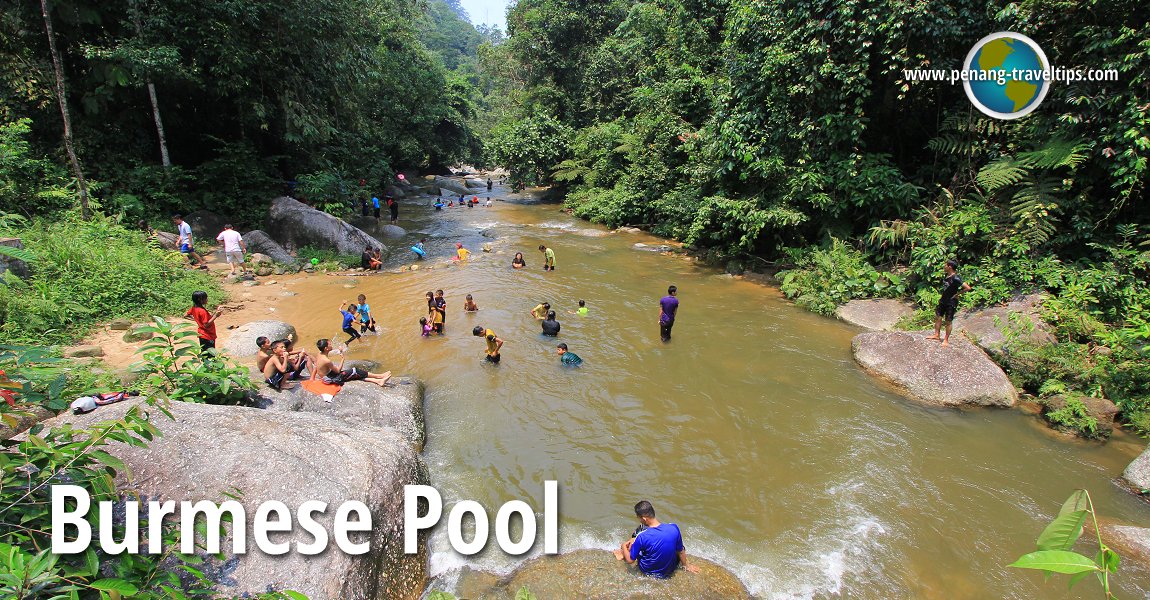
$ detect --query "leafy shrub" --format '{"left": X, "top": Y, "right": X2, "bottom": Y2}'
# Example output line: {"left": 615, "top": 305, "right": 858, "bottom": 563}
{"left": 132, "top": 318, "right": 255, "bottom": 405}
{"left": 0, "top": 346, "right": 304, "bottom": 599}
{"left": 777, "top": 240, "right": 906, "bottom": 315}
{"left": 0, "top": 213, "right": 221, "bottom": 345}
{"left": 1043, "top": 394, "right": 1100, "bottom": 438}
{"left": 296, "top": 246, "right": 361, "bottom": 271}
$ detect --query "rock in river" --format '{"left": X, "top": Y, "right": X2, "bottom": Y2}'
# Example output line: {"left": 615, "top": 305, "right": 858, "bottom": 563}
{"left": 36, "top": 398, "right": 430, "bottom": 600}
{"left": 835, "top": 299, "right": 915, "bottom": 331}
{"left": 458, "top": 549, "right": 751, "bottom": 600}
{"left": 851, "top": 331, "right": 1017, "bottom": 407}
{"left": 266, "top": 196, "right": 387, "bottom": 256}
{"left": 221, "top": 320, "right": 297, "bottom": 357}
{"left": 1122, "top": 447, "right": 1150, "bottom": 493}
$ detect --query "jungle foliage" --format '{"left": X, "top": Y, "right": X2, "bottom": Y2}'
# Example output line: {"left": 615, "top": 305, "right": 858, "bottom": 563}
{"left": 0, "top": 0, "right": 497, "bottom": 226}
{"left": 490, "top": 0, "right": 1150, "bottom": 431}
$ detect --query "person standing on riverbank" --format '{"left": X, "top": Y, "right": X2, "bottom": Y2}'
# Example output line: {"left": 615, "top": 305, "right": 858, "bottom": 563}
{"left": 473, "top": 326, "right": 503, "bottom": 363}
{"left": 215, "top": 224, "right": 249, "bottom": 277}
{"left": 185, "top": 290, "right": 220, "bottom": 352}
{"left": 659, "top": 285, "right": 679, "bottom": 342}
{"left": 926, "top": 259, "right": 971, "bottom": 347}
{"left": 613, "top": 500, "right": 699, "bottom": 577}
{"left": 172, "top": 214, "right": 207, "bottom": 269}
{"left": 372, "top": 196, "right": 381, "bottom": 220}
{"left": 539, "top": 244, "right": 556, "bottom": 271}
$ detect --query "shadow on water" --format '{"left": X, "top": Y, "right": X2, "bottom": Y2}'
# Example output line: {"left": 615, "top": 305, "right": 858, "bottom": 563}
{"left": 264, "top": 180, "right": 1150, "bottom": 599}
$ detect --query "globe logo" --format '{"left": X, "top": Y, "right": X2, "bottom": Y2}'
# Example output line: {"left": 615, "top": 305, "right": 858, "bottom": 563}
{"left": 963, "top": 32, "right": 1050, "bottom": 120}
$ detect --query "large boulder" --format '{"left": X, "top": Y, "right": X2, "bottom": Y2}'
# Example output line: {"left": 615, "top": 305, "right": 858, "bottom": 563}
{"left": 835, "top": 299, "right": 916, "bottom": 331}
{"left": 184, "top": 210, "right": 230, "bottom": 240}
{"left": 952, "top": 294, "right": 1055, "bottom": 354}
{"left": 254, "top": 379, "right": 425, "bottom": 451}
{"left": 243, "top": 230, "right": 298, "bottom": 266}
{"left": 266, "top": 196, "right": 387, "bottom": 256}
{"left": 851, "top": 331, "right": 1018, "bottom": 407}
{"left": 378, "top": 224, "right": 406, "bottom": 239}
{"left": 1122, "top": 447, "right": 1150, "bottom": 492}
{"left": 222, "top": 320, "right": 297, "bottom": 357}
{"left": 433, "top": 176, "right": 470, "bottom": 196}
{"left": 465, "top": 177, "right": 486, "bottom": 189}
{"left": 152, "top": 230, "right": 181, "bottom": 251}
{"left": 37, "top": 399, "right": 429, "bottom": 600}
{"left": 458, "top": 549, "right": 751, "bottom": 600}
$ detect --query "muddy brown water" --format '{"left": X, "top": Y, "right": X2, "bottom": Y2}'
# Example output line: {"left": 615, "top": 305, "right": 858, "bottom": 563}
{"left": 264, "top": 184, "right": 1150, "bottom": 599}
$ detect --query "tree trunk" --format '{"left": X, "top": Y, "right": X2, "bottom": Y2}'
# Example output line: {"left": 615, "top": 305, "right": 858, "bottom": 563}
{"left": 147, "top": 81, "right": 171, "bottom": 167}
{"left": 40, "top": 0, "right": 91, "bottom": 219}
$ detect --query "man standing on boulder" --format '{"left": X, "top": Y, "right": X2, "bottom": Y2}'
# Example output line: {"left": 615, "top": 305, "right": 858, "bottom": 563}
{"left": 659, "top": 285, "right": 678, "bottom": 342}
{"left": 613, "top": 500, "right": 700, "bottom": 577}
{"left": 926, "top": 259, "right": 971, "bottom": 347}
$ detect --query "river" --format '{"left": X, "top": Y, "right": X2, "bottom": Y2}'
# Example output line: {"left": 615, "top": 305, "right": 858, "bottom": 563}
{"left": 265, "top": 184, "right": 1150, "bottom": 599}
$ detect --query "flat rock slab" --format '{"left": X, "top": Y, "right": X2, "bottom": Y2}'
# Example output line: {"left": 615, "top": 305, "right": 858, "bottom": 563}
{"left": 1123, "top": 447, "right": 1150, "bottom": 492}
{"left": 36, "top": 399, "right": 429, "bottom": 600}
{"left": 254, "top": 378, "right": 426, "bottom": 451}
{"left": 952, "top": 294, "right": 1055, "bottom": 353}
{"left": 852, "top": 331, "right": 1018, "bottom": 407}
{"left": 461, "top": 549, "right": 751, "bottom": 600}
{"left": 835, "top": 299, "right": 915, "bottom": 331}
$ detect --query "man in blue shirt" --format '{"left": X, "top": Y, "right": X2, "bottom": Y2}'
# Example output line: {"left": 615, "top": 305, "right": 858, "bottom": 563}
{"left": 613, "top": 500, "right": 699, "bottom": 577}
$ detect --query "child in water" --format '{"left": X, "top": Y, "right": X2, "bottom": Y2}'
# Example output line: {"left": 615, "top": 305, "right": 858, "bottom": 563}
{"left": 570, "top": 299, "right": 588, "bottom": 316}
{"left": 340, "top": 301, "right": 362, "bottom": 344}
{"left": 455, "top": 243, "right": 471, "bottom": 261}
{"left": 420, "top": 317, "right": 432, "bottom": 337}
{"left": 464, "top": 294, "right": 479, "bottom": 312}
{"left": 357, "top": 294, "right": 377, "bottom": 333}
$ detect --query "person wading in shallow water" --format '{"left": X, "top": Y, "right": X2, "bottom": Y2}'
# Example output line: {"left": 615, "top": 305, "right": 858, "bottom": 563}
{"left": 659, "top": 285, "right": 679, "bottom": 342}
{"left": 925, "top": 259, "right": 971, "bottom": 347}
{"left": 613, "top": 500, "right": 700, "bottom": 577}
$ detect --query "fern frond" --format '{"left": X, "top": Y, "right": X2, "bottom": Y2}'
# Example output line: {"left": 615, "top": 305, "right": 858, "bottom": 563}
{"left": 927, "top": 134, "right": 978, "bottom": 158}
{"left": 1010, "top": 176, "right": 1062, "bottom": 246}
{"left": 552, "top": 159, "right": 589, "bottom": 183}
{"left": 1017, "top": 138, "right": 1090, "bottom": 170}
{"left": 977, "top": 158, "right": 1030, "bottom": 193}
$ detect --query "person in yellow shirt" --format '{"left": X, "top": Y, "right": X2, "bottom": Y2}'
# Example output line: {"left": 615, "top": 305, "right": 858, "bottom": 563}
{"left": 456, "top": 243, "right": 472, "bottom": 261}
{"left": 473, "top": 326, "right": 503, "bottom": 363}
{"left": 530, "top": 302, "right": 550, "bottom": 320}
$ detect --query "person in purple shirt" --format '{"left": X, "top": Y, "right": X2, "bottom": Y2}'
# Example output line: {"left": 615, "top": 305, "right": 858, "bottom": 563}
{"left": 613, "top": 500, "right": 699, "bottom": 577}
{"left": 659, "top": 285, "right": 679, "bottom": 342}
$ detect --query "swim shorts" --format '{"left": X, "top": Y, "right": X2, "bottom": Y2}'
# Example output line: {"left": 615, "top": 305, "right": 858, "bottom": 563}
{"left": 935, "top": 301, "right": 958, "bottom": 322}
{"left": 324, "top": 368, "right": 366, "bottom": 385}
